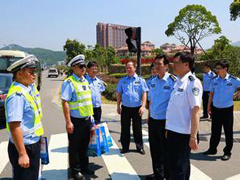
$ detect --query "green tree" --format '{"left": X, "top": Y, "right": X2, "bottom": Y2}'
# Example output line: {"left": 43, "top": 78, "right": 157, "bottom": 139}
{"left": 230, "top": 1, "right": 240, "bottom": 21}
{"left": 105, "top": 46, "right": 118, "bottom": 68}
{"left": 63, "top": 39, "right": 86, "bottom": 64}
{"left": 212, "top": 36, "right": 231, "bottom": 58}
{"left": 165, "top": 4, "right": 221, "bottom": 55}
{"left": 151, "top": 48, "right": 164, "bottom": 56}
{"left": 92, "top": 44, "right": 106, "bottom": 69}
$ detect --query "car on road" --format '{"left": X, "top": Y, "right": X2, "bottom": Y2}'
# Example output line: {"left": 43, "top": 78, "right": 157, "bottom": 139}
{"left": 48, "top": 68, "right": 59, "bottom": 78}
{"left": 0, "top": 73, "right": 13, "bottom": 128}
{"left": 0, "top": 50, "right": 42, "bottom": 90}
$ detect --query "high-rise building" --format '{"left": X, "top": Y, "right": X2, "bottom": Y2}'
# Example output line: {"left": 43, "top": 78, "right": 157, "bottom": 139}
{"left": 96, "top": 22, "right": 130, "bottom": 49}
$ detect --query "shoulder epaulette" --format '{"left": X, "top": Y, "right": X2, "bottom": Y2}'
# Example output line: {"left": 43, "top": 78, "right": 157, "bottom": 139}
{"left": 230, "top": 75, "right": 237, "bottom": 80}
{"left": 212, "top": 75, "right": 218, "bottom": 79}
{"left": 188, "top": 75, "right": 195, "bottom": 81}
{"left": 15, "top": 92, "right": 22, "bottom": 96}
{"left": 169, "top": 74, "right": 177, "bottom": 81}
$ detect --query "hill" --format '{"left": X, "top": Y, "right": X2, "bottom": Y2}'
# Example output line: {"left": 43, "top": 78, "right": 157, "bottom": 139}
{"left": 0, "top": 44, "right": 66, "bottom": 66}
{"left": 232, "top": 41, "right": 240, "bottom": 47}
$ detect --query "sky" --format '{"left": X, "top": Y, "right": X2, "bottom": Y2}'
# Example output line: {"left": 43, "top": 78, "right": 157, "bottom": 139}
{"left": 1, "top": 0, "right": 239, "bottom": 51}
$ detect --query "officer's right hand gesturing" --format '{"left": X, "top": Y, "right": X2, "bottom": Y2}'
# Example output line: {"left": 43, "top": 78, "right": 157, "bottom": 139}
{"left": 66, "top": 122, "right": 74, "bottom": 134}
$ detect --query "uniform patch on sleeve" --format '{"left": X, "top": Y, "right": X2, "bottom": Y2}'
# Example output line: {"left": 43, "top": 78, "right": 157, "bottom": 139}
{"left": 227, "top": 83, "right": 233, "bottom": 86}
{"left": 192, "top": 87, "right": 200, "bottom": 96}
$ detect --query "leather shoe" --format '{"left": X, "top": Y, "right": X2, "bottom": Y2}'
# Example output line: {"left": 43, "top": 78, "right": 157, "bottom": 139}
{"left": 82, "top": 168, "right": 95, "bottom": 175}
{"left": 221, "top": 154, "right": 231, "bottom": 161}
{"left": 74, "top": 172, "right": 85, "bottom": 180}
{"left": 146, "top": 174, "right": 155, "bottom": 180}
{"left": 203, "top": 149, "right": 217, "bottom": 155}
{"left": 137, "top": 148, "right": 145, "bottom": 155}
{"left": 120, "top": 149, "right": 129, "bottom": 154}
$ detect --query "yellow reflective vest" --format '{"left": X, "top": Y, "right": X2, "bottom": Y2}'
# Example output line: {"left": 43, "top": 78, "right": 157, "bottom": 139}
{"left": 66, "top": 75, "right": 93, "bottom": 116}
{"left": 5, "top": 84, "right": 44, "bottom": 136}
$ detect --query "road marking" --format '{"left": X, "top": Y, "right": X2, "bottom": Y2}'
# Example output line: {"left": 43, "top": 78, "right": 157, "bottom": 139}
{"left": 0, "top": 141, "right": 9, "bottom": 174}
{"left": 226, "top": 174, "right": 240, "bottom": 180}
{"left": 102, "top": 138, "right": 140, "bottom": 180}
{"left": 141, "top": 129, "right": 212, "bottom": 180}
{"left": 41, "top": 133, "right": 68, "bottom": 180}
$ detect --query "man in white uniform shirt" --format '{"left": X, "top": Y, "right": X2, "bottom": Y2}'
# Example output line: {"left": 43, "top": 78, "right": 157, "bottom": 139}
{"left": 165, "top": 52, "right": 203, "bottom": 180}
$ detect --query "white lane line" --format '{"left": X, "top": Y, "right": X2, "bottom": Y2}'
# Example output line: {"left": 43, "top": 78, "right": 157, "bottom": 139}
{"left": 190, "top": 165, "right": 212, "bottom": 180}
{"left": 102, "top": 138, "right": 140, "bottom": 180}
{"left": 0, "top": 141, "right": 9, "bottom": 174}
{"left": 41, "top": 133, "right": 68, "bottom": 180}
{"left": 142, "top": 129, "right": 212, "bottom": 180}
{"left": 226, "top": 174, "right": 240, "bottom": 180}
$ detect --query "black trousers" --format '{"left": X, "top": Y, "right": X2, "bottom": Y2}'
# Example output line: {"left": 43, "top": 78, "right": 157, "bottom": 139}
{"left": 93, "top": 107, "right": 102, "bottom": 124}
{"left": 8, "top": 140, "right": 41, "bottom": 180}
{"left": 149, "top": 118, "right": 167, "bottom": 179}
{"left": 166, "top": 131, "right": 190, "bottom": 180}
{"left": 120, "top": 105, "right": 143, "bottom": 150}
{"left": 209, "top": 106, "right": 234, "bottom": 155}
{"left": 202, "top": 91, "right": 210, "bottom": 117}
{"left": 68, "top": 116, "right": 91, "bottom": 175}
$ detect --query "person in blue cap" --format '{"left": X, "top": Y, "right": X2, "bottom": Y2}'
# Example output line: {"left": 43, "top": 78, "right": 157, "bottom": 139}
{"left": 61, "top": 54, "right": 94, "bottom": 180}
{"left": 116, "top": 60, "right": 148, "bottom": 155}
{"left": 85, "top": 61, "right": 105, "bottom": 124}
{"left": 201, "top": 62, "right": 215, "bottom": 119}
{"left": 5, "top": 55, "right": 44, "bottom": 180}
{"left": 204, "top": 60, "right": 240, "bottom": 161}
{"left": 146, "top": 54, "right": 177, "bottom": 180}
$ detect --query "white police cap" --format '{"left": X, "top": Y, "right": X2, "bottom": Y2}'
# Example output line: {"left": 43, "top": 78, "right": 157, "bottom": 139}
{"left": 68, "top": 54, "right": 85, "bottom": 67}
{"left": 7, "top": 55, "right": 39, "bottom": 73}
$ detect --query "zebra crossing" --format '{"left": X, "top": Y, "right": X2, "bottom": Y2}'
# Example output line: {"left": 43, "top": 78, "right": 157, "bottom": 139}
{"left": 1, "top": 129, "right": 240, "bottom": 180}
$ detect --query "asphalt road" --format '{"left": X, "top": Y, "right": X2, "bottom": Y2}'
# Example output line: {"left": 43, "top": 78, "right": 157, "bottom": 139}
{"left": 0, "top": 71, "right": 240, "bottom": 180}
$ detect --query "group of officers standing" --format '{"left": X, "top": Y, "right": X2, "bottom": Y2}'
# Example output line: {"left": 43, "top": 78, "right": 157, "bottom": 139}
{"left": 3, "top": 51, "right": 240, "bottom": 180}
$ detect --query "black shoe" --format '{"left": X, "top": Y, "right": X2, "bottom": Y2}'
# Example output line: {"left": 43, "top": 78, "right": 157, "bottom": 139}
{"left": 146, "top": 174, "right": 155, "bottom": 180}
{"left": 120, "top": 149, "right": 129, "bottom": 154}
{"left": 200, "top": 116, "right": 208, "bottom": 120}
{"left": 203, "top": 149, "right": 217, "bottom": 155}
{"left": 137, "top": 148, "right": 145, "bottom": 155}
{"left": 74, "top": 172, "right": 85, "bottom": 180}
{"left": 82, "top": 168, "right": 95, "bottom": 175}
{"left": 221, "top": 154, "right": 231, "bottom": 161}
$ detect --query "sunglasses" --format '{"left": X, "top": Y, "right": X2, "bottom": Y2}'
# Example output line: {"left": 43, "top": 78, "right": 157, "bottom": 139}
{"left": 78, "top": 64, "right": 86, "bottom": 69}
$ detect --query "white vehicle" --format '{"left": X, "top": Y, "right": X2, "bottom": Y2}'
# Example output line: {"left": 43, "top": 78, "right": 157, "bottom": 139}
{"left": 48, "top": 68, "right": 59, "bottom": 78}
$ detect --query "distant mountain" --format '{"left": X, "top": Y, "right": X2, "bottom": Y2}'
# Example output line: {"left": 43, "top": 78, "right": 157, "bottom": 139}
{"left": 232, "top": 41, "right": 240, "bottom": 47}
{"left": 0, "top": 44, "right": 66, "bottom": 66}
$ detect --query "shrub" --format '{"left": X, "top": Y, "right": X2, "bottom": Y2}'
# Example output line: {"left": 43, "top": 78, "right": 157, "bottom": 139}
{"left": 102, "top": 83, "right": 118, "bottom": 101}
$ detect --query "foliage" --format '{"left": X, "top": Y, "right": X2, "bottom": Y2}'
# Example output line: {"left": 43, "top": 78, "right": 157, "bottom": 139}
{"left": 211, "top": 36, "right": 231, "bottom": 59}
{"left": 102, "top": 83, "right": 118, "bottom": 101}
{"left": 109, "top": 73, "right": 127, "bottom": 79}
{"left": 151, "top": 48, "right": 164, "bottom": 56}
{"left": 63, "top": 39, "right": 86, "bottom": 63}
{"left": 165, "top": 4, "right": 221, "bottom": 55}
{"left": 230, "top": 2, "right": 240, "bottom": 21}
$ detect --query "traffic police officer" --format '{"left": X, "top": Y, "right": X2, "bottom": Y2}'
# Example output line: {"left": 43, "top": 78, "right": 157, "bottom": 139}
{"left": 85, "top": 61, "right": 105, "bottom": 124}
{"left": 116, "top": 60, "right": 148, "bottom": 154}
{"left": 146, "top": 54, "right": 176, "bottom": 180}
{"left": 201, "top": 62, "right": 215, "bottom": 119}
{"left": 5, "top": 55, "right": 44, "bottom": 180}
{"left": 61, "top": 54, "right": 94, "bottom": 180}
{"left": 204, "top": 60, "right": 240, "bottom": 161}
{"left": 166, "top": 52, "right": 203, "bottom": 180}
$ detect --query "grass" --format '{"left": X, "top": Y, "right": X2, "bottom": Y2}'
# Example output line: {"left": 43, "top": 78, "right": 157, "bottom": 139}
{"left": 234, "top": 101, "right": 240, "bottom": 111}
{"left": 101, "top": 95, "right": 117, "bottom": 105}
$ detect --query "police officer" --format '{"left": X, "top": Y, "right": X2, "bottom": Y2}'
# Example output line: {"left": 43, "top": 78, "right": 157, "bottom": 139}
{"left": 146, "top": 54, "right": 176, "bottom": 180}
{"left": 61, "top": 54, "right": 94, "bottom": 180}
{"left": 5, "top": 55, "right": 44, "bottom": 180}
{"left": 85, "top": 61, "right": 105, "bottom": 124}
{"left": 203, "top": 60, "right": 240, "bottom": 161}
{"left": 201, "top": 62, "right": 215, "bottom": 119}
{"left": 116, "top": 60, "right": 148, "bottom": 154}
{"left": 166, "top": 52, "right": 203, "bottom": 180}
{"left": 146, "top": 62, "right": 157, "bottom": 88}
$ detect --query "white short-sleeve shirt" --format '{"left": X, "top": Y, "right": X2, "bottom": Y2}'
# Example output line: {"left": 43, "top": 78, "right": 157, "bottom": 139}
{"left": 166, "top": 71, "right": 203, "bottom": 134}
